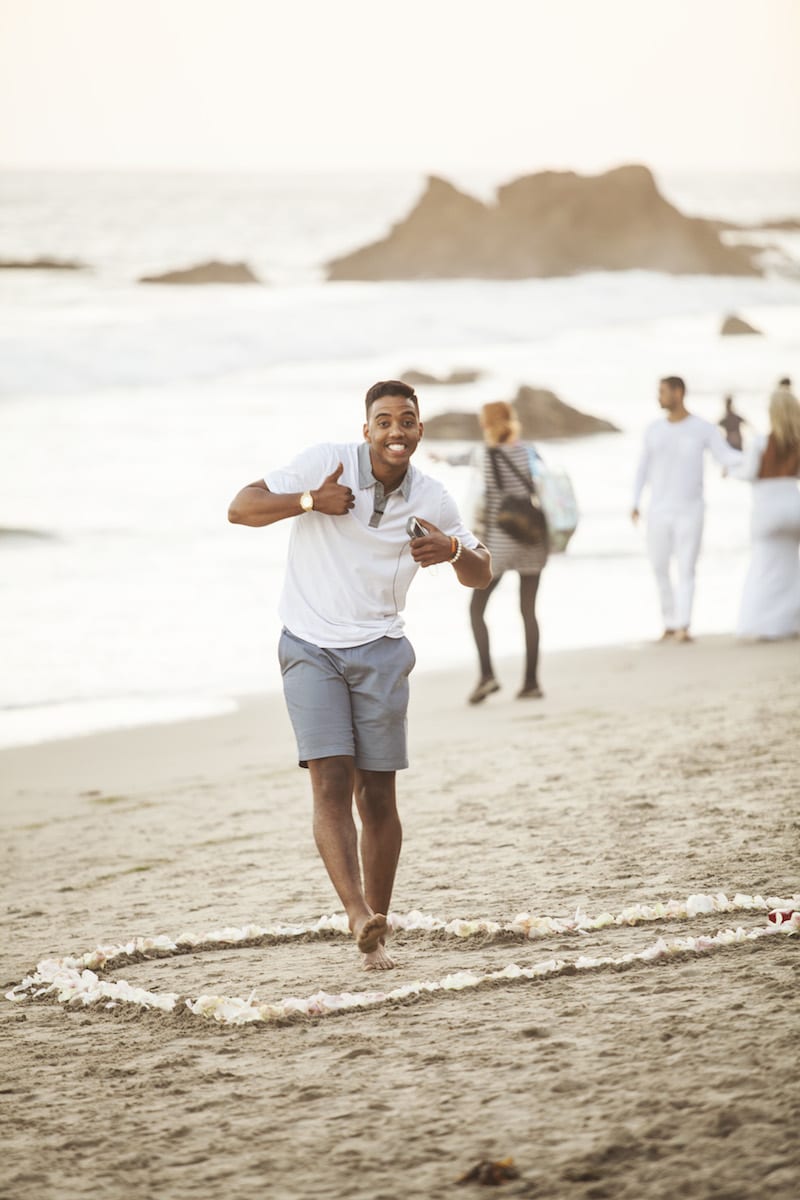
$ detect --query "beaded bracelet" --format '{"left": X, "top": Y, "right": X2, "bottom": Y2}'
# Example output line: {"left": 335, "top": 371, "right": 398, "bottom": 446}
{"left": 449, "top": 536, "right": 463, "bottom": 565}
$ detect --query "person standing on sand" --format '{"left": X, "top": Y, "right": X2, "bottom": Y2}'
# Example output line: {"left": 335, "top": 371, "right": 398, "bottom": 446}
{"left": 719, "top": 395, "right": 746, "bottom": 451}
{"left": 432, "top": 401, "right": 548, "bottom": 703}
{"left": 632, "top": 376, "right": 742, "bottom": 643}
{"left": 728, "top": 388, "right": 800, "bottom": 639}
{"left": 228, "top": 381, "right": 491, "bottom": 970}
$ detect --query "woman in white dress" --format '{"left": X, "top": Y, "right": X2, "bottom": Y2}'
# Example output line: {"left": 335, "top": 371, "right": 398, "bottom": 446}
{"left": 731, "top": 389, "right": 800, "bottom": 639}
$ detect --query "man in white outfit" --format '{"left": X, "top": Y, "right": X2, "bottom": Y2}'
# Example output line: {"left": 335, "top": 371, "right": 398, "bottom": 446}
{"left": 632, "top": 376, "right": 742, "bottom": 642}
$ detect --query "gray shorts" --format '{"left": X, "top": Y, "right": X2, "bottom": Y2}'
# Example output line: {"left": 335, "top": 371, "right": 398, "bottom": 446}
{"left": 278, "top": 629, "right": 416, "bottom": 771}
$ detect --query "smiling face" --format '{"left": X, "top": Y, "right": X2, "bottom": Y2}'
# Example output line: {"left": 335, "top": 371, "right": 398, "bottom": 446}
{"left": 363, "top": 394, "right": 423, "bottom": 475}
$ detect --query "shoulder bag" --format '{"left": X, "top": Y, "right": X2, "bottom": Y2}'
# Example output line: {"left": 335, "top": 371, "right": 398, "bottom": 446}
{"left": 488, "top": 448, "right": 549, "bottom": 547}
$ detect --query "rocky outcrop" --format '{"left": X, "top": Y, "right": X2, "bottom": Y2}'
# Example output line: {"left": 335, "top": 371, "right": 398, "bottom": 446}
{"left": 0, "top": 526, "right": 56, "bottom": 541}
{"left": 720, "top": 314, "right": 762, "bottom": 336}
{"left": 0, "top": 258, "right": 84, "bottom": 270}
{"left": 403, "top": 368, "right": 482, "bottom": 386}
{"left": 713, "top": 216, "right": 800, "bottom": 232}
{"left": 327, "top": 166, "right": 760, "bottom": 280}
{"left": 423, "top": 386, "right": 619, "bottom": 441}
{"left": 513, "top": 386, "right": 619, "bottom": 438}
{"left": 758, "top": 217, "right": 800, "bottom": 231}
{"left": 422, "top": 411, "right": 483, "bottom": 439}
{"left": 140, "top": 261, "right": 260, "bottom": 285}
{"left": 330, "top": 178, "right": 489, "bottom": 281}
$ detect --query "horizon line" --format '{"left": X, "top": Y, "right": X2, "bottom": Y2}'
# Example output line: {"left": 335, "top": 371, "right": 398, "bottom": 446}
{"left": 2, "top": 162, "right": 800, "bottom": 177}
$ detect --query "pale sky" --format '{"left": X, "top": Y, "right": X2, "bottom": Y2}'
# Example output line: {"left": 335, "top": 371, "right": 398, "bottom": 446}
{"left": 0, "top": 0, "right": 798, "bottom": 173}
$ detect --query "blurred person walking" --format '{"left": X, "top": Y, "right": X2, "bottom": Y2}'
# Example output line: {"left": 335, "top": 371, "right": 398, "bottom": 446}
{"left": 719, "top": 394, "right": 746, "bottom": 451}
{"left": 729, "top": 388, "right": 800, "bottom": 639}
{"left": 463, "top": 401, "right": 548, "bottom": 702}
{"left": 632, "top": 376, "right": 742, "bottom": 642}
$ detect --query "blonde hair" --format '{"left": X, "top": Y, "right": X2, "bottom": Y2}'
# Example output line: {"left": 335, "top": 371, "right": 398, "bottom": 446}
{"left": 769, "top": 388, "right": 800, "bottom": 453}
{"left": 480, "top": 401, "right": 520, "bottom": 447}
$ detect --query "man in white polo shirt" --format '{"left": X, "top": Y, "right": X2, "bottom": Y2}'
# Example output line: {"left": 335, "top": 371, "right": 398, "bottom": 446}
{"left": 632, "top": 375, "right": 742, "bottom": 642}
{"left": 228, "top": 381, "right": 491, "bottom": 970}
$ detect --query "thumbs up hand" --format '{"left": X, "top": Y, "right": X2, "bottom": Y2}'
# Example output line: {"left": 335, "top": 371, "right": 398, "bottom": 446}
{"left": 312, "top": 463, "right": 355, "bottom": 515}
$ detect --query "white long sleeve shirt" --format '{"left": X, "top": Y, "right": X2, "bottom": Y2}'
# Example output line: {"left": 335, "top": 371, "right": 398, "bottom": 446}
{"left": 633, "top": 414, "right": 742, "bottom": 513}
{"left": 726, "top": 434, "right": 767, "bottom": 482}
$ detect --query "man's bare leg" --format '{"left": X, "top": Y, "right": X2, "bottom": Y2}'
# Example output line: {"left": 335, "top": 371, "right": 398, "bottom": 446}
{"left": 354, "top": 769, "right": 402, "bottom": 969}
{"left": 307, "top": 756, "right": 394, "bottom": 970}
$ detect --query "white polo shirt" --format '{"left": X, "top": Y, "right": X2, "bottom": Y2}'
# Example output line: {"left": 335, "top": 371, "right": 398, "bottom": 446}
{"left": 264, "top": 441, "right": 479, "bottom": 648}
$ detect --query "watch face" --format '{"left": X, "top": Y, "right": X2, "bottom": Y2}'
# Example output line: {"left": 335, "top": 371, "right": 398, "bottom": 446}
{"left": 301, "top": 492, "right": 313, "bottom": 511}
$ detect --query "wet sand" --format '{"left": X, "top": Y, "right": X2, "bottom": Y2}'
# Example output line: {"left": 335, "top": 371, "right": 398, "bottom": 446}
{"left": 2, "top": 637, "right": 798, "bottom": 1199}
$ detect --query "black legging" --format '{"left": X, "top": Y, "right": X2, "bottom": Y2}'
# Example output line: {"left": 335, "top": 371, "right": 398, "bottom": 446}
{"left": 469, "top": 571, "right": 541, "bottom": 690}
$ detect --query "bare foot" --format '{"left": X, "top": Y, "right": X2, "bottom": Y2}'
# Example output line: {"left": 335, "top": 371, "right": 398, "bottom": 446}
{"left": 354, "top": 913, "right": 396, "bottom": 970}
{"left": 355, "top": 912, "right": 388, "bottom": 953}
{"left": 674, "top": 628, "right": 694, "bottom": 643}
{"left": 362, "top": 943, "right": 396, "bottom": 971}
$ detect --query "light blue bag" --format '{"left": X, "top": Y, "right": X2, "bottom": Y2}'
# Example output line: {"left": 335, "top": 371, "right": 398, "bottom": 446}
{"left": 527, "top": 446, "right": 579, "bottom": 553}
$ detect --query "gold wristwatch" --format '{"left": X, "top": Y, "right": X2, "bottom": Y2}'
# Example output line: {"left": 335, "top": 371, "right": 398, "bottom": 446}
{"left": 299, "top": 491, "right": 315, "bottom": 513}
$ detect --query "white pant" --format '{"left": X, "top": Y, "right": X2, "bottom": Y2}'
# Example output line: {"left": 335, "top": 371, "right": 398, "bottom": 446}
{"left": 646, "top": 505, "right": 705, "bottom": 630}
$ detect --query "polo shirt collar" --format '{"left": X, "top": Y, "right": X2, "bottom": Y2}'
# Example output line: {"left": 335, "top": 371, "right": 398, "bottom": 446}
{"left": 358, "top": 441, "right": 413, "bottom": 528}
{"left": 357, "top": 441, "right": 413, "bottom": 500}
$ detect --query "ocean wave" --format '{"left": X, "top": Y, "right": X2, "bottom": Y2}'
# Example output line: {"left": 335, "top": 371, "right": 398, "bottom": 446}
{"left": 3, "top": 272, "right": 800, "bottom": 397}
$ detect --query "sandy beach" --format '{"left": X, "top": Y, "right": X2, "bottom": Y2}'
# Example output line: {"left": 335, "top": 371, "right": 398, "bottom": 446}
{"left": 2, "top": 636, "right": 798, "bottom": 1200}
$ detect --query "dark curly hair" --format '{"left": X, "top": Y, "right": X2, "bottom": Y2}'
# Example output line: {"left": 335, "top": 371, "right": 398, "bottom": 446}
{"left": 364, "top": 380, "right": 419, "bottom": 416}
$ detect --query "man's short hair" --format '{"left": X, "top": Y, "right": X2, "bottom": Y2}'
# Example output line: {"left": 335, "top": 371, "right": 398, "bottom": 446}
{"left": 660, "top": 375, "right": 686, "bottom": 397}
{"left": 779, "top": 377, "right": 791, "bottom": 388}
{"left": 365, "top": 380, "right": 419, "bottom": 416}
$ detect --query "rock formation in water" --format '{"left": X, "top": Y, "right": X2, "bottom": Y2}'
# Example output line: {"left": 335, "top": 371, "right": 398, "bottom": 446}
{"left": 140, "top": 261, "right": 261, "bottom": 285}
{"left": 713, "top": 216, "right": 800, "bottom": 233}
{"left": 402, "top": 368, "right": 482, "bottom": 386}
{"left": 423, "top": 386, "right": 619, "bottom": 441}
{"left": 327, "top": 166, "right": 760, "bottom": 280}
{"left": 757, "top": 217, "right": 800, "bottom": 231}
{"left": 0, "top": 258, "right": 85, "bottom": 270}
{"left": 0, "top": 526, "right": 57, "bottom": 541}
{"left": 720, "top": 314, "right": 762, "bottom": 336}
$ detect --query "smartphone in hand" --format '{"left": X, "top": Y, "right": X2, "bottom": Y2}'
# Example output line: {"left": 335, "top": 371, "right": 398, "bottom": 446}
{"left": 405, "top": 516, "right": 427, "bottom": 539}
